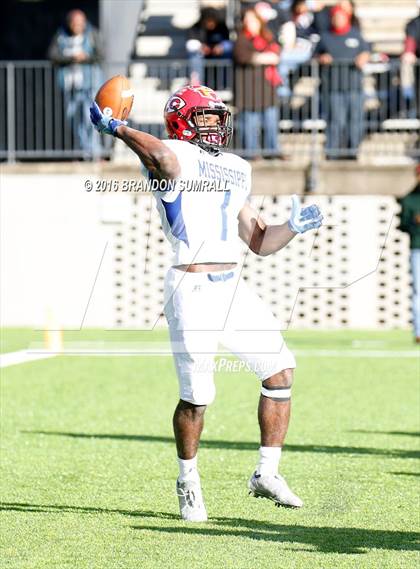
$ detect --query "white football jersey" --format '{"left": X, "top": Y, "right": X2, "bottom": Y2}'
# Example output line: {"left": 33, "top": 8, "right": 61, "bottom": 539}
{"left": 151, "top": 140, "right": 251, "bottom": 265}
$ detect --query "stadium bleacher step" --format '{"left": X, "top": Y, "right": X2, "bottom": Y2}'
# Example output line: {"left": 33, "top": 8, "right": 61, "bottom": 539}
{"left": 140, "top": 0, "right": 199, "bottom": 29}
{"left": 130, "top": 90, "right": 170, "bottom": 123}
{"left": 134, "top": 0, "right": 200, "bottom": 59}
{"left": 356, "top": 0, "right": 418, "bottom": 54}
{"left": 281, "top": 133, "right": 326, "bottom": 165}
{"left": 358, "top": 131, "right": 419, "bottom": 164}
{"left": 135, "top": 33, "right": 189, "bottom": 59}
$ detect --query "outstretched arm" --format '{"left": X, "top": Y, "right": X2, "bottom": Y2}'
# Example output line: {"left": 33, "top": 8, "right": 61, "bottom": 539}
{"left": 90, "top": 102, "right": 180, "bottom": 180}
{"left": 238, "top": 202, "right": 295, "bottom": 256}
{"left": 115, "top": 125, "right": 180, "bottom": 180}
{"left": 238, "top": 195, "right": 323, "bottom": 256}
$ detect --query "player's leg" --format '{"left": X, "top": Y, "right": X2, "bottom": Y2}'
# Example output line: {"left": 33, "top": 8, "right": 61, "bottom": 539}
{"left": 173, "top": 399, "right": 206, "bottom": 460}
{"left": 248, "top": 368, "right": 302, "bottom": 508}
{"left": 258, "top": 368, "right": 293, "bottom": 448}
{"left": 166, "top": 345, "right": 215, "bottom": 522}
{"left": 173, "top": 400, "right": 208, "bottom": 522}
{"left": 173, "top": 399, "right": 206, "bottom": 486}
{"left": 164, "top": 268, "right": 220, "bottom": 521}
{"left": 222, "top": 277, "right": 302, "bottom": 507}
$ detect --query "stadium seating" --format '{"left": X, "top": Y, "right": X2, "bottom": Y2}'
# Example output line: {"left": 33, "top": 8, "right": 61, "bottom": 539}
{"left": 114, "top": 0, "right": 419, "bottom": 164}
{"left": 355, "top": 0, "right": 417, "bottom": 55}
{"left": 127, "top": 0, "right": 200, "bottom": 130}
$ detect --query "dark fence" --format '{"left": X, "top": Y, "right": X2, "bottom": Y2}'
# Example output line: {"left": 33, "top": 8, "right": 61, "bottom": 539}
{"left": 1, "top": 59, "right": 419, "bottom": 162}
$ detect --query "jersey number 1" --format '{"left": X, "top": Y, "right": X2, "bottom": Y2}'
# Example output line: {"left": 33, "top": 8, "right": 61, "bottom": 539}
{"left": 220, "top": 191, "right": 231, "bottom": 241}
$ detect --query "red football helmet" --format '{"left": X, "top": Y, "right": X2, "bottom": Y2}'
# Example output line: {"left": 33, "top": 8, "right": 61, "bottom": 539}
{"left": 164, "top": 85, "right": 232, "bottom": 152}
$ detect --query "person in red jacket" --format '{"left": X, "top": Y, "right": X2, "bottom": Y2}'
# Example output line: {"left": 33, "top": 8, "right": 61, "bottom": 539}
{"left": 233, "top": 8, "right": 283, "bottom": 159}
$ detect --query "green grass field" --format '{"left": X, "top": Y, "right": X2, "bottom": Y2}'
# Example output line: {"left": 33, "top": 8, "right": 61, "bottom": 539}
{"left": 1, "top": 329, "right": 419, "bottom": 569}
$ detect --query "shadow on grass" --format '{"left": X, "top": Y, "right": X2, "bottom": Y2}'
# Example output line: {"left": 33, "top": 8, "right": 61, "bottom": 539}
{"left": 23, "top": 431, "right": 420, "bottom": 459}
{"left": 1, "top": 502, "right": 418, "bottom": 555}
{"left": 0, "top": 502, "right": 178, "bottom": 519}
{"left": 390, "top": 471, "right": 420, "bottom": 477}
{"left": 350, "top": 430, "right": 420, "bottom": 438}
{"left": 130, "top": 520, "right": 420, "bottom": 555}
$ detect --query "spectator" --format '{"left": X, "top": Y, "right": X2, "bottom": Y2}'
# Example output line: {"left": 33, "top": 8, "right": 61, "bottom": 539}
{"left": 401, "top": 8, "right": 420, "bottom": 117}
{"left": 48, "top": 9, "right": 102, "bottom": 158}
{"left": 254, "top": 1, "right": 280, "bottom": 30}
{"left": 233, "top": 8, "right": 283, "bottom": 159}
{"left": 277, "top": 0, "right": 319, "bottom": 97}
{"left": 313, "top": 0, "right": 360, "bottom": 34}
{"left": 315, "top": 5, "right": 370, "bottom": 159}
{"left": 187, "top": 7, "right": 232, "bottom": 87}
{"left": 397, "top": 164, "right": 420, "bottom": 343}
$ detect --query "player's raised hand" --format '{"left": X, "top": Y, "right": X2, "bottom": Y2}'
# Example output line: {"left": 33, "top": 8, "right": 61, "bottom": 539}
{"left": 89, "top": 102, "right": 127, "bottom": 136}
{"left": 288, "top": 194, "right": 323, "bottom": 233}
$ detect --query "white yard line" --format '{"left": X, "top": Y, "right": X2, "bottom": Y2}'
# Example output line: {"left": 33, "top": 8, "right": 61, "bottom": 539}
{"left": 24, "top": 348, "right": 420, "bottom": 358}
{"left": 1, "top": 348, "right": 417, "bottom": 369}
{"left": 294, "top": 349, "right": 419, "bottom": 358}
{"left": 0, "top": 350, "right": 56, "bottom": 369}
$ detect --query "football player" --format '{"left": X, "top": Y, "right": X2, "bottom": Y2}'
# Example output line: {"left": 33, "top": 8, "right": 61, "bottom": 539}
{"left": 90, "top": 85, "right": 323, "bottom": 521}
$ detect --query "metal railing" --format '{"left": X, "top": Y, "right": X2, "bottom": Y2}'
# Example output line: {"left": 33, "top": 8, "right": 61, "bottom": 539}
{"left": 1, "top": 59, "right": 419, "bottom": 163}
{"left": 0, "top": 62, "right": 108, "bottom": 161}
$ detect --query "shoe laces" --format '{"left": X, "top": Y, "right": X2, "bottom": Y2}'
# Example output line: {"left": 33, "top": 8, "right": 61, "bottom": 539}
{"left": 177, "top": 481, "right": 198, "bottom": 508}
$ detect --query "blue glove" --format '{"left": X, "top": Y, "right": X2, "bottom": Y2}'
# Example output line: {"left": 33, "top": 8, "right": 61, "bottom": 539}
{"left": 288, "top": 194, "right": 323, "bottom": 233}
{"left": 89, "top": 101, "right": 127, "bottom": 136}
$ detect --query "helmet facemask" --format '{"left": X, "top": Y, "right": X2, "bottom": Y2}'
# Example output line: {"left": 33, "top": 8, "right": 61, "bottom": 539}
{"left": 189, "top": 108, "right": 232, "bottom": 153}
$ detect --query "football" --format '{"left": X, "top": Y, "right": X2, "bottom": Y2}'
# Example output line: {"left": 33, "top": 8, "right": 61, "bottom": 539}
{"left": 94, "top": 75, "right": 134, "bottom": 121}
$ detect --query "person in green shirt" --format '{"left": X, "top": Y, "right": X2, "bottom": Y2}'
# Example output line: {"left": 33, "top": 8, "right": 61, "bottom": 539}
{"left": 398, "top": 164, "right": 420, "bottom": 342}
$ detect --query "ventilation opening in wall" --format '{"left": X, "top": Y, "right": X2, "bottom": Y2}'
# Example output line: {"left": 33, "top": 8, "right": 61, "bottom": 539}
{"left": 109, "top": 195, "right": 411, "bottom": 330}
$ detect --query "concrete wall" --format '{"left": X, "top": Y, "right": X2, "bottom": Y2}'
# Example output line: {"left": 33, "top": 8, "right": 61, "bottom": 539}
{"left": 0, "top": 168, "right": 413, "bottom": 330}
{"left": 3, "top": 161, "right": 416, "bottom": 196}
{"left": 0, "top": 174, "right": 131, "bottom": 328}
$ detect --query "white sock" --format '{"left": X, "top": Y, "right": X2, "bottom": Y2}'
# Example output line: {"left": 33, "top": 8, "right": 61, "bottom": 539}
{"left": 178, "top": 455, "right": 199, "bottom": 482}
{"left": 256, "top": 446, "right": 282, "bottom": 476}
